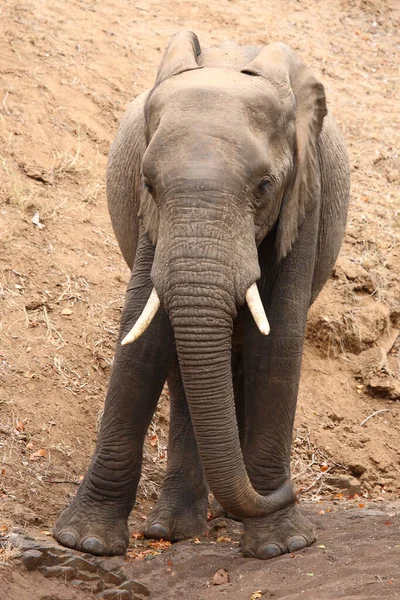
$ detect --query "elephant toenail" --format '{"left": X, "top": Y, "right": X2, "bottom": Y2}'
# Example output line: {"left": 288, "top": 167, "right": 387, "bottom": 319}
{"left": 81, "top": 536, "right": 105, "bottom": 555}
{"left": 259, "top": 543, "right": 283, "bottom": 559}
{"left": 57, "top": 530, "right": 78, "bottom": 549}
{"left": 173, "top": 533, "right": 185, "bottom": 542}
{"left": 146, "top": 523, "right": 169, "bottom": 540}
{"left": 287, "top": 535, "right": 308, "bottom": 553}
{"left": 110, "top": 542, "right": 126, "bottom": 555}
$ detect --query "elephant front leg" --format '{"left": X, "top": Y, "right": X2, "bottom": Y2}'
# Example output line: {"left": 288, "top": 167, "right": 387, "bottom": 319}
{"left": 241, "top": 320, "right": 316, "bottom": 559}
{"left": 144, "top": 358, "right": 208, "bottom": 542}
{"left": 54, "top": 262, "right": 174, "bottom": 555}
{"left": 240, "top": 238, "right": 319, "bottom": 559}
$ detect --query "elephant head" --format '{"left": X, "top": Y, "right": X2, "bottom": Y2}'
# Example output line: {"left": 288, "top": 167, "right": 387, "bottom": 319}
{"left": 123, "top": 31, "right": 327, "bottom": 518}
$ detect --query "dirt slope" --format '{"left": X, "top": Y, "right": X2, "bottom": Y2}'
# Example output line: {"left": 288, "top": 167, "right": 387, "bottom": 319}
{"left": 0, "top": 0, "right": 399, "bottom": 598}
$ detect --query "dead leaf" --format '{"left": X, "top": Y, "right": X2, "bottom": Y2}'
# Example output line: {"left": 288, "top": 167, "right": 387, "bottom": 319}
{"left": 26, "top": 442, "right": 34, "bottom": 450}
{"left": 16, "top": 421, "right": 25, "bottom": 432}
{"left": 29, "top": 448, "right": 46, "bottom": 461}
{"left": 126, "top": 548, "right": 160, "bottom": 560}
{"left": 149, "top": 434, "right": 158, "bottom": 446}
{"left": 216, "top": 536, "right": 232, "bottom": 543}
{"left": 212, "top": 568, "right": 229, "bottom": 586}
{"left": 61, "top": 307, "right": 73, "bottom": 315}
{"left": 147, "top": 540, "right": 171, "bottom": 550}
{"left": 250, "top": 592, "right": 263, "bottom": 600}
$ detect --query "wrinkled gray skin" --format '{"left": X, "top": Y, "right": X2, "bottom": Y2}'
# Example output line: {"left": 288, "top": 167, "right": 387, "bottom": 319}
{"left": 54, "top": 31, "right": 350, "bottom": 560}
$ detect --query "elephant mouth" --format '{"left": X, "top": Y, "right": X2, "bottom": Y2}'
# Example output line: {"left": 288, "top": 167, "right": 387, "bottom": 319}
{"left": 120, "top": 282, "right": 269, "bottom": 346}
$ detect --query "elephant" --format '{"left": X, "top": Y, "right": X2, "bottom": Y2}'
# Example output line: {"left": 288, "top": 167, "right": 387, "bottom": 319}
{"left": 53, "top": 31, "right": 350, "bottom": 560}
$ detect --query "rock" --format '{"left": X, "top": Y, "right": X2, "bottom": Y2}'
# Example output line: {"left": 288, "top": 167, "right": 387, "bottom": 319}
{"left": 354, "top": 347, "right": 388, "bottom": 378}
{"left": 334, "top": 257, "right": 376, "bottom": 292}
{"left": 353, "top": 302, "right": 390, "bottom": 350}
{"left": 19, "top": 161, "right": 54, "bottom": 185}
{"left": 69, "top": 579, "right": 92, "bottom": 590}
{"left": 102, "top": 570, "right": 123, "bottom": 586}
{"left": 41, "top": 565, "right": 77, "bottom": 580}
{"left": 75, "top": 570, "right": 100, "bottom": 583}
{"left": 212, "top": 568, "right": 229, "bottom": 585}
{"left": 41, "top": 549, "right": 66, "bottom": 566}
{"left": 92, "top": 555, "right": 126, "bottom": 572}
{"left": 335, "top": 257, "right": 367, "bottom": 281}
{"left": 93, "top": 578, "right": 105, "bottom": 594}
{"left": 348, "top": 463, "right": 367, "bottom": 477}
{"left": 8, "top": 532, "right": 39, "bottom": 551}
{"left": 21, "top": 549, "right": 44, "bottom": 571}
{"left": 102, "top": 589, "right": 131, "bottom": 600}
{"left": 353, "top": 344, "right": 400, "bottom": 400}
{"left": 367, "top": 375, "right": 400, "bottom": 400}
{"left": 62, "top": 555, "right": 98, "bottom": 573}
{"left": 25, "top": 297, "right": 47, "bottom": 311}
{"left": 118, "top": 580, "right": 150, "bottom": 596}
{"left": 325, "top": 475, "right": 362, "bottom": 497}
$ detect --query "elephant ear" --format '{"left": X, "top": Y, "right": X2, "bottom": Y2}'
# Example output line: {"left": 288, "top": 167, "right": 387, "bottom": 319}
{"left": 242, "top": 43, "right": 327, "bottom": 260}
{"left": 137, "top": 32, "right": 202, "bottom": 245}
{"left": 155, "top": 30, "right": 202, "bottom": 85}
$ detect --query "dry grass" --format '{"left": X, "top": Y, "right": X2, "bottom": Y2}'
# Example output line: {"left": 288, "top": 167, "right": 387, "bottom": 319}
{"left": 81, "top": 180, "right": 104, "bottom": 205}
{"left": 51, "top": 144, "right": 83, "bottom": 177}
{"left": 292, "top": 426, "right": 348, "bottom": 501}
{"left": 1, "top": 162, "right": 65, "bottom": 222}
{"left": 0, "top": 539, "right": 21, "bottom": 567}
{"left": 307, "top": 309, "right": 362, "bottom": 357}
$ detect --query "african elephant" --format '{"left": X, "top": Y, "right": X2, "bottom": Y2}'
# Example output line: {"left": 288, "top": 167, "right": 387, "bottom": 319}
{"left": 53, "top": 31, "right": 350, "bottom": 560}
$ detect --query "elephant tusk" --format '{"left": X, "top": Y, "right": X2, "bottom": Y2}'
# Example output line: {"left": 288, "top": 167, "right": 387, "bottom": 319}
{"left": 121, "top": 287, "right": 160, "bottom": 346}
{"left": 246, "top": 283, "right": 270, "bottom": 336}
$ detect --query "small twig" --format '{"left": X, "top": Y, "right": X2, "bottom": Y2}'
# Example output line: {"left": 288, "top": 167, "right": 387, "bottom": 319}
{"left": 302, "top": 473, "right": 324, "bottom": 493}
{"left": 43, "top": 479, "right": 80, "bottom": 485}
{"left": 301, "top": 466, "right": 331, "bottom": 493}
{"left": 360, "top": 409, "right": 390, "bottom": 427}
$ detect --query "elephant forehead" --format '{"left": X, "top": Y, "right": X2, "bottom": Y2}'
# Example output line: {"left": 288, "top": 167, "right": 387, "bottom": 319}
{"left": 147, "top": 68, "right": 292, "bottom": 130}
{"left": 143, "top": 117, "right": 269, "bottom": 184}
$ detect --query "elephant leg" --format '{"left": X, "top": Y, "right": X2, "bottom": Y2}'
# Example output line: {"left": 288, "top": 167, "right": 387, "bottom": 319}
{"left": 144, "top": 357, "right": 208, "bottom": 541}
{"left": 240, "top": 217, "right": 320, "bottom": 559}
{"left": 53, "top": 233, "right": 175, "bottom": 556}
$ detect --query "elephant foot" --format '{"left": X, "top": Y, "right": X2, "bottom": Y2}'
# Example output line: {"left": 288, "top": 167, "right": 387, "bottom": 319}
{"left": 144, "top": 495, "right": 208, "bottom": 542}
{"left": 53, "top": 499, "right": 129, "bottom": 556}
{"left": 241, "top": 503, "right": 316, "bottom": 560}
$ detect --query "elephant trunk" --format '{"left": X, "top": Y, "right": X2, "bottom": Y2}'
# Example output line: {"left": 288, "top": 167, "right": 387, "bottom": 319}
{"left": 152, "top": 213, "right": 295, "bottom": 518}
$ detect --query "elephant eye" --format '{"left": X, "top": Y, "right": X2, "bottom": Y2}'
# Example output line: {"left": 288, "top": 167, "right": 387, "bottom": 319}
{"left": 254, "top": 177, "right": 272, "bottom": 198}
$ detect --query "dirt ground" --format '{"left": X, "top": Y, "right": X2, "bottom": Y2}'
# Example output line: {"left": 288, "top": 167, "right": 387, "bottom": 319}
{"left": 0, "top": 0, "right": 399, "bottom": 598}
